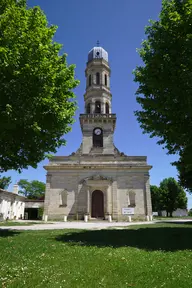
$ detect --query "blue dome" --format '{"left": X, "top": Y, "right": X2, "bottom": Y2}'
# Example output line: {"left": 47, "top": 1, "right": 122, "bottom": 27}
{"left": 88, "top": 47, "right": 108, "bottom": 62}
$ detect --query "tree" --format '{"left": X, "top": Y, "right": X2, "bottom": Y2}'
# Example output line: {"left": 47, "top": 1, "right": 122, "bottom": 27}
{"left": 18, "top": 179, "right": 45, "bottom": 199}
{"left": 0, "top": 0, "right": 79, "bottom": 172}
{"left": 150, "top": 185, "right": 162, "bottom": 212}
{"left": 0, "top": 176, "right": 11, "bottom": 190}
{"left": 159, "top": 178, "right": 187, "bottom": 217}
{"left": 174, "top": 148, "right": 192, "bottom": 193}
{"left": 188, "top": 208, "right": 192, "bottom": 217}
{"left": 133, "top": 0, "right": 192, "bottom": 190}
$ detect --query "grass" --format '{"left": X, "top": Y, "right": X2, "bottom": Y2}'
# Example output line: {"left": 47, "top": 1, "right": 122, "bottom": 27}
{"left": 154, "top": 216, "right": 192, "bottom": 220}
{"left": 0, "top": 223, "right": 192, "bottom": 288}
{"left": 0, "top": 221, "right": 46, "bottom": 226}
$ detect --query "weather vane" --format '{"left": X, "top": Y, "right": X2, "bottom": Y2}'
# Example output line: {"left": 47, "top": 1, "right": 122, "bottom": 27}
{"left": 96, "top": 40, "right": 100, "bottom": 47}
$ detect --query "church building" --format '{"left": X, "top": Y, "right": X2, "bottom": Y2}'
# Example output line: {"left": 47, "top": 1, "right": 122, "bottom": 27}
{"left": 44, "top": 45, "right": 152, "bottom": 221}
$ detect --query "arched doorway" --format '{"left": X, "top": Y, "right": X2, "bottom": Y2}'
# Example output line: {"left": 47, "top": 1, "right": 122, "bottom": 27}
{"left": 91, "top": 190, "right": 104, "bottom": 218}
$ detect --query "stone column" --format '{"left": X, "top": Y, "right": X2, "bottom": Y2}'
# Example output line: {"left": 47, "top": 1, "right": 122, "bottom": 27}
{"left": 112, "top": 181, "right": 118, "bottom": 220}
{"left": 144, "top": 173, "right": 152, "bottom": 216}
{"left": 101, "top": 71, "right": 104, "bottom": 86}
{"left": 105, "top": 185, "right": 111, "bottom": 220}
{"left": 107, "top": 185, "right": 111, "bottom": 214}
{"left": 87, "top": 186, "right": 90, "bottom": 215}
{"left": 43, "top": 173, "right": 52, "bottom": 220}
{"left": 101, "top": 101, "right": 105, "bottom": 114}
{"left": 93, "top": 74, "right": 96, "bottom": 85}
{"left": 109, "top": 102, "right": 112, "bottom": 114}
{"left": 105, "top": 187, "right": 109, "bottom": 215}
{"left": 91, "top": 102, "right": 95, "bottom": 114}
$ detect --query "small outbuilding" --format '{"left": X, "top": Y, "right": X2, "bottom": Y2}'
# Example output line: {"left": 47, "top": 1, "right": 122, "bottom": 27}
{"left": 0, "top": 184, "right": 25, "bottom": 220}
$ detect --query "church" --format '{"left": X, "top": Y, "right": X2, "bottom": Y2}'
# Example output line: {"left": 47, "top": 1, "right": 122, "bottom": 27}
{"left": 43, "top": 45, "right": 152, "bottom": 221}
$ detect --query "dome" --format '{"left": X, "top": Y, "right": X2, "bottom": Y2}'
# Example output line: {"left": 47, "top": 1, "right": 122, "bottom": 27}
{"left": 88, "top": 46, "right": 108, "bottom": 62}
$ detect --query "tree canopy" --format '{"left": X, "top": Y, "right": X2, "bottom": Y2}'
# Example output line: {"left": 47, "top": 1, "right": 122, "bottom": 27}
{"left": 0, "top": 175, "right": 11, "bottom": 190}
{"left": 150, "top": 185, "right": 162, "bottom": 212}
{"left": 151, "top": 178, "right": 187, "bottom": 217}
{"left": 18, "top": 179, "right": 45, "bottom": 199}
{"left": 0, "top": 0, "right": 79, "bottom": 172}
{"left": 133, "top": 0, "right": 192, "bottom": 191}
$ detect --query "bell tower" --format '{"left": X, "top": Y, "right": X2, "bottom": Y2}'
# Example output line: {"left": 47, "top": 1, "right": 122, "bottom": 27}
{"left": 79, "top": 44, "right": 116, "bottom": 154}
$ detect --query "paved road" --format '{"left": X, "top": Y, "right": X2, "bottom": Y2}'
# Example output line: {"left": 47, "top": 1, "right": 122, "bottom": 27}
{"left": 0, "top": 221, "right": 156, "bottom": 231}
{"left": 0, "top": 219, "right": 191, "bottom": 231}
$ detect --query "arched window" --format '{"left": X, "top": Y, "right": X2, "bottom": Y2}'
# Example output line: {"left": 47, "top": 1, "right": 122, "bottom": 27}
{"left": 89, "top": 75, "right": 91, "bottom": 86}
{"left": 59, "top": 190, "right": 68, "bottom": 207}
{"left": 95, "top": 101, "right": 101, "bottom": 114}
{"left": 87, "top": 103, "right": 91, "bottom": 114}
{"left": 96, "top": 72, "right": 100, "bottom": 85}
{"left": 128, "top": 191, "right": 136, "bottom": 207}
{"left": 105, "top": 74, "right": 107, "bottom": 86}
{"left": 106, "top": 102, "right": 109, "bottom": 114}
{"left": 93, "top": 128, "right": 103, "bottom": 147}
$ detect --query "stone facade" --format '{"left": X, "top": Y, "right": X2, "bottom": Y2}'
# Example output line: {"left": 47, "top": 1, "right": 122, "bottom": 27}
{"left": 44, "top": 45, "right": 152, "bottom": 221}
{"left": 0, "top": 185, "right": 25, "bottom": 220}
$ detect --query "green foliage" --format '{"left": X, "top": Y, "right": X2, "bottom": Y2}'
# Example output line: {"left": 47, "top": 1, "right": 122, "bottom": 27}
{"left": 159, "top": 177, "right": 187, "bottom": 216}
{"left": 0, "top": 176, "right": 11, "bottom": 190}
{"left": 174, "top": 149, "right": 192, "bottom": 193}
{"left": 133, "top": 0, "right": 192, "bottom": 191}
{"left": 0, "top": 0, "right": 79, "bottom": 172}
{"left": 18, "top": 179, "right": 45, "bottom": 199}
{"left": 188, "top": 209, "right": 192, "bottom": 216}
{"left": 151, "top": 178, "right": 187, "bottom": 216}
{"left": 150, "top": 185, "right": 162, "bottom": 212}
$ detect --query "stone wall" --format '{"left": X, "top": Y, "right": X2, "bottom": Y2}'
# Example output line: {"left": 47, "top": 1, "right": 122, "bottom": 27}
{"left": 44, "top": 168, "right": 152, "bottom": 221}
{"left": 81, "top": 121, "right": 115, "bottom": 154}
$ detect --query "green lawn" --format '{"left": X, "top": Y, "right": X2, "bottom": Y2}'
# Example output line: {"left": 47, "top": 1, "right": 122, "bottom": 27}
{"left": 0, "top": 223, "right": 192, "bottom": 288}
{"left": 154, "top": 216, "right": 192, "bottom": 220}
{"left": 0, "top": 221, "right": 46, "bottom": 226}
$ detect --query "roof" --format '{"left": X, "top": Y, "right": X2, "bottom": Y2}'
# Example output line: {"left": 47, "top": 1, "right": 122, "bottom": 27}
{"left": 88, "top": 46, "right": 108, "bottom": 62}
{"left": 0, "top": 188, "right": 26, "bottom": 201}
{"left": 24, "top": 199, "right": 44, "bottom": 202}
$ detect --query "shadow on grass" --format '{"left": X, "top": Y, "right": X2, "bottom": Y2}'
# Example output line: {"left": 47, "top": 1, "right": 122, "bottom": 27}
{"left": 0, "top": 229, "right": 20, "bottom": 238}
{"left": 56, "top": 226, "right": 192, "bottom": 251}
{"left": 158, "top": 221, "right": 192, "bottom": 225}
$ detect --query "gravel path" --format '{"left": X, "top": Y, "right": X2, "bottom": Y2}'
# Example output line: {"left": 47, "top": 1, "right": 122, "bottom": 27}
{"left": 0, "top": 219, "right": 191, "bottom": 231}
{"left": 0, "top": 221, "right": 156, "bottom": 230}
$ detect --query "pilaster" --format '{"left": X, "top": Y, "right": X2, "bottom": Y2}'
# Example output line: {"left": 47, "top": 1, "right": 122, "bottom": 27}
{"left": 144, "top": 173, "right": 152, "bottom": 216}
{"left": 87, "top": 185, "right": 90, "bottom": 214}
{"left": 112, "top": 180, "right": 118, "bottom": 219}
{"left": 43, "top": 173, "right": 52, "bottom": 217}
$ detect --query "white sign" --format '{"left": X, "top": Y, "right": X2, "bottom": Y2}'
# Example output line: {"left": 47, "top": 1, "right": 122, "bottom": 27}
{"left": 122, "top": 208, "right": 134, "bottom": 215}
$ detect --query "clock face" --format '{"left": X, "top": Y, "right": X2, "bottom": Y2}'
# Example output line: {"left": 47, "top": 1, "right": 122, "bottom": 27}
{"left": 94, "top": 128, "right": 101, "bottom": 135}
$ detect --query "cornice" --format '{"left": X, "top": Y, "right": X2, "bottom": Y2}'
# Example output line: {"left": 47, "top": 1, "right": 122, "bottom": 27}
{"left": 44, "top": 164, "right": 152, "bottom": 171}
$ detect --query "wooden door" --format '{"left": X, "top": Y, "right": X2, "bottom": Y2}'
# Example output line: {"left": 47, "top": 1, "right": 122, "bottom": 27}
{"left": 91, "top": 190, "right": 104, "bottom": 218}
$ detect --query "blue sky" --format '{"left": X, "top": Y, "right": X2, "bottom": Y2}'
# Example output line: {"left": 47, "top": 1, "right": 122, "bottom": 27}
{"left": 2, "top": 0, "right": 192, "bottom": 208}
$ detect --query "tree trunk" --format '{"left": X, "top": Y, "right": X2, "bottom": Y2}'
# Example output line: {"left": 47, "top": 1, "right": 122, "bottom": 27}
{"left": 166, "top": 211, "right": 169, "bottom": 217}
{"left": 170, "top": 211, "right": 173, "bottom": 217}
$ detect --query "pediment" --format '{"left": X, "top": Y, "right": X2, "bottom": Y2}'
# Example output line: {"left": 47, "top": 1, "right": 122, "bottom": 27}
{"left": 80, "top": 174, "right": 113, "bottom": 184}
